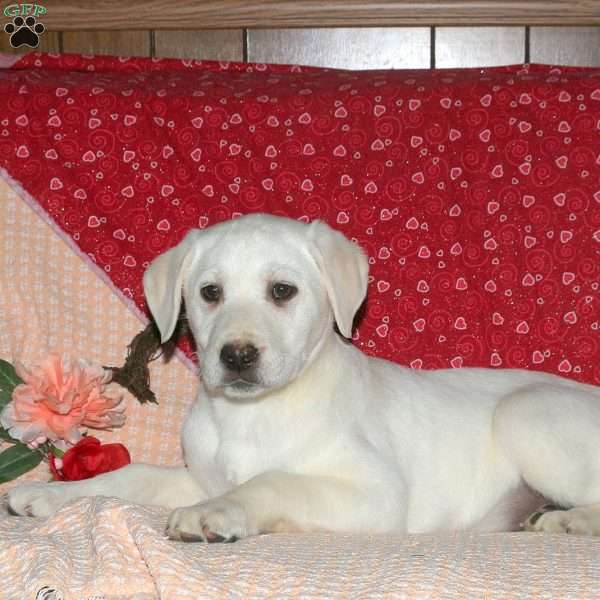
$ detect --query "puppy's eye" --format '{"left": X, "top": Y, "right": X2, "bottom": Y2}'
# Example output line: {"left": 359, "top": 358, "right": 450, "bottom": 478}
{"left": 271, "top": 283, "right": 297, "bottom": 302}
{"left": 200, "top": 284, "right": 221, "bottom": 303}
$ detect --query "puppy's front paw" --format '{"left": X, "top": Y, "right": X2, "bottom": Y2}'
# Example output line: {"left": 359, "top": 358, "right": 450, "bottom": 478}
{"left": 166, "top": 497, "right": 255, "bottom": 543}
{"left": 8, "top": 482, "right": 68, "bottom": 517}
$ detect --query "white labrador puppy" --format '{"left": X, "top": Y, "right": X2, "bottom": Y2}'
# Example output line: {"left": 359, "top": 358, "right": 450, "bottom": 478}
{"left": 8, "top": 214, "right": 600, "bottom": 541}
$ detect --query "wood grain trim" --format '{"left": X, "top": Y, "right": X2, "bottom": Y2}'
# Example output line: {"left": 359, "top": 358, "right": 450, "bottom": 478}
{"left": 9, "top": 1, "right": 600, "bottom": 30}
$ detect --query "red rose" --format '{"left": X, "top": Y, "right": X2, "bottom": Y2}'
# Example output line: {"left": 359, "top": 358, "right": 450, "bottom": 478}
{"left": 49, "top": 436, "right": 131, "bottom": 481}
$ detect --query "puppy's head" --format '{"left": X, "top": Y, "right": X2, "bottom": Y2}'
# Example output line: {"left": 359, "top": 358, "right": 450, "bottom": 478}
{"left": 143, "top": 214, "right": 368, "bottom": 400}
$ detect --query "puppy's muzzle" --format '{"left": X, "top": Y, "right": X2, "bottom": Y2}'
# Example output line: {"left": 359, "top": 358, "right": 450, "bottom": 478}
{"left": 220, "top": 342, "right": 260, "bottom": 373}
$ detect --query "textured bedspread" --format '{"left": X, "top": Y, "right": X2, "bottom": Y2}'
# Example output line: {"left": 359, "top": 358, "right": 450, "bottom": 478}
{"left": 2, "top": 495, "right": 600, "bottom": 600}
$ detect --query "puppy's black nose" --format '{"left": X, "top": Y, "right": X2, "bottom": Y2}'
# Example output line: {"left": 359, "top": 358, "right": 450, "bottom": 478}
{"left": 220, "top": 343, "right": 259, "bottom": 372}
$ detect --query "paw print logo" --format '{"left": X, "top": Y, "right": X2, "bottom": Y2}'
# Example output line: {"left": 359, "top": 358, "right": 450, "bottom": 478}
{"left": 4, "top": 15, "right": 45, "bottom": 48}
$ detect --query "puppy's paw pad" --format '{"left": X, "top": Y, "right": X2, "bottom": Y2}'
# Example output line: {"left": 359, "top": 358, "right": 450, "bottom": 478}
{"left": 8, "top": 483, "right": 66, "bottom": 517}
{"left": 166, "top": 498, "right": 250, "bottom": 543}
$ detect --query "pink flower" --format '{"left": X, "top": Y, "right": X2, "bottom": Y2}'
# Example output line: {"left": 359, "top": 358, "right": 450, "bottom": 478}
{"left": 0, "top": 354, "right": 125, "bottom": 446}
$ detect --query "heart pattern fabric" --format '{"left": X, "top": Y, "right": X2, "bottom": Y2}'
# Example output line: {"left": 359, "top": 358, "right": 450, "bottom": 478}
{"left": 0, "top": 53, "right": 599, "bottom": 384}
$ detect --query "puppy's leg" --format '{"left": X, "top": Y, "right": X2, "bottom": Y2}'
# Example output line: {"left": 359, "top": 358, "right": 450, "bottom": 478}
{"left": 494, "top": 382, "right": 600, "bottom": 531}
{"left": 8, "top": 464, "right": 206, "bottom": 517}
{"left": 166, "top": 470, "right": 402, "bottom": 542}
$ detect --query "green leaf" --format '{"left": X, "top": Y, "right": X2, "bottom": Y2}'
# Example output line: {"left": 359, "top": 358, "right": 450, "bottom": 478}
{"left": 0, "top": 428, "right": 16, "bottom": 442}
{"left": 0, "top": 443, "right": 43, "bottom": 484}
{"left": 50, "top": 445, "right": 64, "bottom": 458}
{"left": 0, "top": 359, "right": 23, "bottom": 411}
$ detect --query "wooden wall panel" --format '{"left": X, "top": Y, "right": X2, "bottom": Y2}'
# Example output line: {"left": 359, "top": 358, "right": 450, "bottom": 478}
{"left": 12, "top": 1, "right": 600, "bottom": 30}
{"left": 154, "top": 30, "right": 244, "bottom": 61}
{"left": 435, "top": 27, "right": 525, "bottom": 67}
{"left": 248, "top": 28, "right": 430, "bottom": 69}
{"left": 530, "top": 27, "right": 600, "bottom": 66}
{"left": 62, "top": 31, "right": 150, "bottom": 57}
{"left": 0, "top": 31, "right": 59, "bottom": 54}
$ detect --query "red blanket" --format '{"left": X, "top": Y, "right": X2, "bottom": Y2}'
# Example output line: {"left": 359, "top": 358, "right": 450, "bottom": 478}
{"left": 1, "top": 53, "right": 598, "bottom": 384}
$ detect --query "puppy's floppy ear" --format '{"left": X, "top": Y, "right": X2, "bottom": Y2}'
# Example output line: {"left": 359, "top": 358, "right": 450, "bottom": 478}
{"left": 307, "top": 220, "right": 369, "bottom": 338}
{"left": 143, "top": 229, "right": 201, "bottom": 343}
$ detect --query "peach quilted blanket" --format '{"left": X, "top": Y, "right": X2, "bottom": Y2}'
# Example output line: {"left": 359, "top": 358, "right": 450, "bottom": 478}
{"left": 2, "top": 172, "right": 600, "bottom": 599}
{"left": 2, "top": 494, "right": 600, "bottom": 600}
